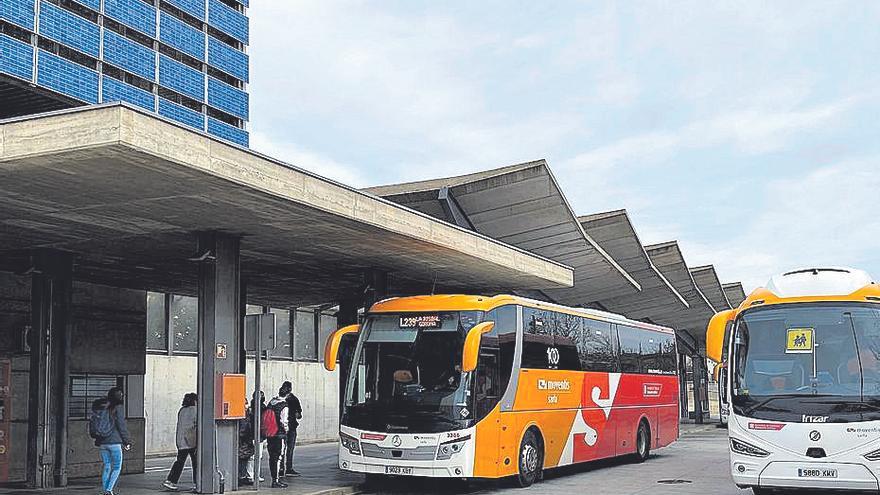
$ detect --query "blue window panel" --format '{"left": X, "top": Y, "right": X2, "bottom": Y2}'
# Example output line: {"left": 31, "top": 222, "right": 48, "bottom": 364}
{"left": 159, "top": 55, "right": 204, "bottom": 101}
{"left": 208, "top": 0, "right": 247, "bottom": 44}
{"left": 0, "top": 0, "right": 36, "bottom": 30}
{"left": 71, "top": 0, "right": 100, "bottom": 11}
{"left": 160, "top": 12, "right": 204, "bottom": 61}
{"left": 104, "top": 0, "right": 156, "bottom": 37}
{"left": 207, "top": 36, "right": 247, "bottom": 82}
{"left": 37, "top": 51, "right": 98, "bottom": 103}
{"left": 166, "top": 0, "right": 204, "bottom": 21}
{"left": 207, "top": 77, "right": 247, "bottom": 120}
{"left": 38, "top": 2, "right": 100, "bottom": 57}
{"left": 102, "top": 77, "right": 154, "bottom": 111}
{"left": 207, "top": 118, "right": 248, "bottom": 147}
{"left": 102, "top": 30, "right": 155, "bottom": 81}
{"left": 0, "top": 34, "right": 34, "bottom": 81}
{"left": 159, "top": 98, "right": 204, "bottom": 129}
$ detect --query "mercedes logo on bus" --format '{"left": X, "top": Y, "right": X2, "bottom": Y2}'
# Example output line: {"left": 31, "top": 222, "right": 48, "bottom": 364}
{"left": 809, "top": 430, "right": 821, "bottom": 442}
{"left": 392, "top": 435, "right": 403, "bottom": 447}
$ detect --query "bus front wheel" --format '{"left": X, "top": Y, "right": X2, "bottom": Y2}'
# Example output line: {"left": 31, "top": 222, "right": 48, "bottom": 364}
{"left": 516, "top": 429, "right": 544, "bottom": 488}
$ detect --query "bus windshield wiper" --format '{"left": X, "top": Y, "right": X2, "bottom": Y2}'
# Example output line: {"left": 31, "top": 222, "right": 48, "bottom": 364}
{"left": 742, "top": 394, "right": 821, "bottom": 416}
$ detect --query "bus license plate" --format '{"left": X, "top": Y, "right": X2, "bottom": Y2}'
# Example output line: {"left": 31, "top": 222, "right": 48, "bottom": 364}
{"left": 385, "top": 466, "right": 413, "bottom": 475}
{"left": 798, "top": 468, "right": 837, "bottom": 478}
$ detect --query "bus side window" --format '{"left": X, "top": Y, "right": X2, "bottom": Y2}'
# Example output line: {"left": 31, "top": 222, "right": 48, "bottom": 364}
{"left": 617, "top": 325, "right": 642, "bottom": 374}
{"left": 579, "top": 318, "right": 616, "bottom": 372}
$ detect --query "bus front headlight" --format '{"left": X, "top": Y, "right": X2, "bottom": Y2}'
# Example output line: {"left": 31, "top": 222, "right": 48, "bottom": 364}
{"left": 864, "top": 447, "right": 880, "bottom": 461}
{"left": 340, "top": 432, "right": 361, "bottom": 455}
{"left": 730, "top": 438, "right": 770, "bottom": 457}
{"left": 436, "top": 435, "right": 470, "bottom": 460}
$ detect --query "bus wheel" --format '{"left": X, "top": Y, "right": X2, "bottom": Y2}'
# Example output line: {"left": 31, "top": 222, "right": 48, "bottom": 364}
{"left": 633, "top": 421, "right": 651, "bottom": 463}
{"left": 516, "top": 429, "right": 544, "bottom": 488}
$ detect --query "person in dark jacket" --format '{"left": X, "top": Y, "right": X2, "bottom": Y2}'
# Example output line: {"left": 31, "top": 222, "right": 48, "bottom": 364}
{"left": 280, "top": 381, "right": 302, "bottom": 478}
{"left": 238, "top": 392, "right": 265, "bottom": 486}
{"left": 96, "top": 387, "right": 131, "bottom": 495}
{"left": 266, "top": 386, "right": 290, "bottom": 488}
{"left": 162, "top": 393, "right": 198, "bottom": 491}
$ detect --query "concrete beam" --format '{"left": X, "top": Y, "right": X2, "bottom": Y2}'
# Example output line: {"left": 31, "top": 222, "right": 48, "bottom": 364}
{"left": 0, "top": 105, "right": 572, "bottom": 306}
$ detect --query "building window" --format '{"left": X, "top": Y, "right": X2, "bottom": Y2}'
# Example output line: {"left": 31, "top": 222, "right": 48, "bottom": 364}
{"left": 146, "top": 291, "right": 167, "bottom": 352}
{"left": 269, "top": 308, "right": 292, "bottom": 359}
{"left": 170, "top": 294, "right": 198, "bottom": 353}
{"left": 317, "top": 312, "right": 335, "bottom": 363}
{"left": 70, "top": 374, "right": 125, "bottom": 420}
{"left": 293, "top": 309, "right": 317, "bottom": 362}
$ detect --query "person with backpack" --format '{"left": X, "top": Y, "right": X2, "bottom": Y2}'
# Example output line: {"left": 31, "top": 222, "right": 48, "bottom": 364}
{"left": 162, "top": 393, "right": 198, "bottom": 492}
{"left": 238, "top": 392, "right": 265, "bottom": 486}
{"left": 89, "top": 387, "right": 131, "bottom": 495}
{"left": 280, "top": 381, "right": 302, "bottom": 478}
{"left": 264, "top": 386, "right": 289, "bottom": 488}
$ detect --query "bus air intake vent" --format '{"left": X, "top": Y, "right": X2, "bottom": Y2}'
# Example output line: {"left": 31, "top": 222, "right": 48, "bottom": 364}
{"left": 806, "top": 448, "right": 826, "bottom": 458}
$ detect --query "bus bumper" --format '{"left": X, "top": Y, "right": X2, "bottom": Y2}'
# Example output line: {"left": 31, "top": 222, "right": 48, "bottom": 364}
{"left": 733, "top": 460, "right": 880, "bottom": 491}
{"left": 339, "top": 450, "right": 471, "bottom": 478}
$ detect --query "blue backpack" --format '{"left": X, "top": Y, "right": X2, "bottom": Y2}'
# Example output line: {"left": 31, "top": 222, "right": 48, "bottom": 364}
{"left": 89, "top": 400, "right": 115, "bottom": 439}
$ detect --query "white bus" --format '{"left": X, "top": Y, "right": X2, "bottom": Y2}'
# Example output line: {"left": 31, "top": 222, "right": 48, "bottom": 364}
{"left": 707, "top": 268, "right": 880, "bottom": 494}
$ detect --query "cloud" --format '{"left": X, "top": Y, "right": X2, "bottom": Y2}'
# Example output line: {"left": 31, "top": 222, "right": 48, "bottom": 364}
{"left": 680, "top": 157, "right": 880, "bottom": 290}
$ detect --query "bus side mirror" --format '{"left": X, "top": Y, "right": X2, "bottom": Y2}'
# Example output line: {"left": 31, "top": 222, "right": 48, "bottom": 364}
{"left": 706, "top": 310, "right": 735, "bottom": 363}
{"left": 461, "top": 321, "right": 495, "bottom": 373}
{"left": 324, "top": 324, "right": 361, "bottom": 371}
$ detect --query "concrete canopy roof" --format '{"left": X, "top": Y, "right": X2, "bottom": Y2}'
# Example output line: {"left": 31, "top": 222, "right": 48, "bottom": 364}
{"left": 0, "top": 105, "right": 573, "bottom": 306}
{"left": 578, "top": 210, "right": 688, "bottom": 323}
{"left": 366, "top": 160, "right": 640, "bottom": 304}
{"left": 723, "top": 282, "right": 747, "bottom": 308}
{"left": 690, "top": 265, "right": 733, "bottom": 312}
{"left": 644, "top": 241, "right": 716, "bottom": 344}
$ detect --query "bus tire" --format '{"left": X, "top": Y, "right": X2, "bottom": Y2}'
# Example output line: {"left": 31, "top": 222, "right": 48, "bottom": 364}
{"left": 633, "top": 420, "right": 651, "bottom": 463}
{"left": 516, "top": 429, "right": 544, "bottom": 488}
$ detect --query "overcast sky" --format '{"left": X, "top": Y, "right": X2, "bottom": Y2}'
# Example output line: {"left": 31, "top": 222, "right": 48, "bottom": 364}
{"left": 248, "top": 1, "right": 880, "bottom": 291}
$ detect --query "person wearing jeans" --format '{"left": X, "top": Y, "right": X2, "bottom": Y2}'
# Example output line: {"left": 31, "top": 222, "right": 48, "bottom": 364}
{"left": 96, "top": 387, "right": 132, "bottom": 495}
{"left": 163, "top": 393, "right": 198, "bottom": 492}
{"left": 281, "top": 382, "right": 302, "bottom": 477}
{"left": 99, "top": 444, "right": 124, "bottom": 494}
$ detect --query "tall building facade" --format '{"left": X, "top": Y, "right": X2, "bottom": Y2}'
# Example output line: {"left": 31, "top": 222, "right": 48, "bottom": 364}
{"left": 0, "top": 0, "right": 249, "bottom": 146}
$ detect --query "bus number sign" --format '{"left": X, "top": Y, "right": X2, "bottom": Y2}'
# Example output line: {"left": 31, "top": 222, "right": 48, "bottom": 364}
{"left": 399, "top": 315, "right": 442, "bottom": 329}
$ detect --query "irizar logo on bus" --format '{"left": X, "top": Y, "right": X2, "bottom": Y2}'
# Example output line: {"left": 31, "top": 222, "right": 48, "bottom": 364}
{"left": 537, "top": 379, "right": 571, "bottom": 391}
{"left": 802, "top": 415, "right": 829, "bottom": 423}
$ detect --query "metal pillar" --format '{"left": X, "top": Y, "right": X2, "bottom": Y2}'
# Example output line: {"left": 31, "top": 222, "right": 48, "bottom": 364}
{"left": 26, "top": 251, "right": 72, "bottom": 488}
{"left": 678, "top": 352, "right": 689, "bottom": 420}
{"left": 195, "top": 233, "right": 241, "bottom": 494}
{"left": 693, "top": 354, "right": 705, "bottom": 424}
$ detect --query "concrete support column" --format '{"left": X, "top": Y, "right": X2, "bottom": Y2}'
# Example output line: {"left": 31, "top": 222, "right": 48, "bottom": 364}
{"left": 195, "top": 233, "right": 241, "bottom": 494}
{"left": 362, "top": 268, "right": 388, "bottom": 310}
{"left": 336, "top": 297, "right": 360, "bottom": 418}
{"left": 26, "top": 251, "right": 73, "bottom": 488}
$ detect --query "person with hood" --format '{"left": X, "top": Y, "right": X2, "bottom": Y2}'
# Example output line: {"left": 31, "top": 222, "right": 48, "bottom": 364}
{"left": 266, "top": 385, "right": 290, "bottom": 488}
{"left": 90, "top": 387, "right": 131, "bottom": 495}
{"left": 162, "top": 392, "right": 198, "bottom": 491}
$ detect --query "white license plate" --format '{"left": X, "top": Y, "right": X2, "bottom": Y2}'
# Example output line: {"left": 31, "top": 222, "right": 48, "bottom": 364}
{"left": 798, "top": 468, "right": 837, "bottom": 478}
{"left": 385, "top": 466, "right": 414, "bottom": 475}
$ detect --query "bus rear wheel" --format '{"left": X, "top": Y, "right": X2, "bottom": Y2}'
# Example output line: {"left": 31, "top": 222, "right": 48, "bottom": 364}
{"left": 633, "top": 421, "right": 651, "bottom": 463}
{"left": 516, "top": 429, "right": 544, "bottom": 488}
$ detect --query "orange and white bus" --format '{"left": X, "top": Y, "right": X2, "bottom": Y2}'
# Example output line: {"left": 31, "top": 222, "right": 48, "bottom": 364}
{"left": 324, "top": 294, "right": 680, "bottom": 486}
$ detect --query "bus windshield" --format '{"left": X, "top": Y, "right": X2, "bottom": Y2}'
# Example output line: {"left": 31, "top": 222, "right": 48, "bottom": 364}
{"left": 732, "top": 303, "right": 880, "bottom": 422}
{"left": 342, "top": 311, "right": 484, "bottom": 432}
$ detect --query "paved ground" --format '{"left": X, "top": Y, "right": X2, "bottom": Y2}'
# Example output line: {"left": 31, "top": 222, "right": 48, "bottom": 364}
{"left": 0, "top": 424, "right": 811, "bottom": 495}
{"left": 364, "top": 424, "right": 750, "bottom": 495}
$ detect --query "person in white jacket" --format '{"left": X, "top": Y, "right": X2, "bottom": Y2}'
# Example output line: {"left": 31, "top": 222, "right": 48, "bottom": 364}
{"left": 162, "top": 393, "right": 198, "bottom": 492}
